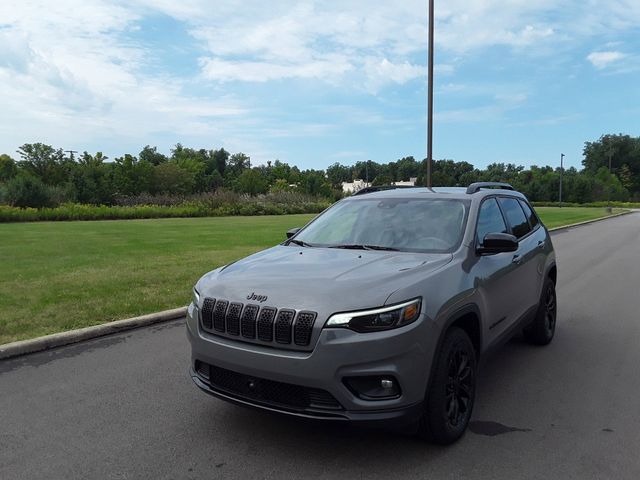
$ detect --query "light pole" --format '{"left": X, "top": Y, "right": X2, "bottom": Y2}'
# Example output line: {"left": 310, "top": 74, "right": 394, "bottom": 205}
{"left": 365, "top": 160, "right": 370, "bottom": 186}
{"left": 559, "top": 153, "right": 564, "bottom": 207}
{"left": 607, "top": 149, "right": 614, "bottom": 212}
{"left": 426, "top": 0, "right": 434, "bottom": 188}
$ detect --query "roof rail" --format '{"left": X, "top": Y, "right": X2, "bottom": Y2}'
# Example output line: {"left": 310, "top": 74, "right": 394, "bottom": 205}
{"left": 466, "top": 182, "right": 514, "bottom": 194}
{"left": 352, "top": 185, "right": 419, "bottom": 196}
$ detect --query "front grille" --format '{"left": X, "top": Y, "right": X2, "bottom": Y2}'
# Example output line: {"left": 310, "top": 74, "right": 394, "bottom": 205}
{"left": 212, "top": 300, "right": 228, "bottom": 332}
{"left": 196, "top": 362, "right": 342, "bottom": 411}
{"left": 200, "top": 298, "right": 317, "bottom": 348}
{"left": 274, "top": 310, "right": 295, "bottom": 344}
{"left": 201, "top": 298, "right": 215, "bottom": 330}
{"left": 240, "top": 305, "right": 259, "bottom": 339}
{"left": 226, "top": 303, "right": 243, "bottom": 336}
{"left": 294, "top": 312, "right": 317, "bottom": 346}
{"left": 257, "top": 307, "right": 277, "bottom": 342}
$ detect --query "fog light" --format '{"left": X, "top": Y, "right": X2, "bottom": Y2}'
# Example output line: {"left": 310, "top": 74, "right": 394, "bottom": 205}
{"left": 343, "top": 376, "right": 401, "bottom": 400}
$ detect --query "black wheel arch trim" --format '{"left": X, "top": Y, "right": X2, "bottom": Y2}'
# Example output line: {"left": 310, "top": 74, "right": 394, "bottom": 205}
{"left": 425, "top": 304, "right": 483, "bottom": 397}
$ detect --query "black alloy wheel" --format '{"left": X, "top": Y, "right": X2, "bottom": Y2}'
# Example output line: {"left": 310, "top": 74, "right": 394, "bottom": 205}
{"left": 445, "top": 346, "right": 474, "bottom": 429}
{"left": 524, "top": 277, "right": 557, "bottom": 345}
{"left": 417, "top": 327, "right": 477, "bottom": 444}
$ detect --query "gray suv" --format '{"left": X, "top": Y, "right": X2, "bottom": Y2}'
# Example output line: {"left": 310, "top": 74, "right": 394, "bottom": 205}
{"left": 187, "top": 182, "right": 557, "bottom": 444}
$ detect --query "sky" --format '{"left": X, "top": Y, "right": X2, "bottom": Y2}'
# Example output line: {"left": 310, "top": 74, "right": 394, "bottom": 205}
{"left": 0, "top": 0, "right": 639, "bottom": 171}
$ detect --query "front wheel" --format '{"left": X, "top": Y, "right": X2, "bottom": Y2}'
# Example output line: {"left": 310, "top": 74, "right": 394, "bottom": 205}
{"left": 523, "top": 277, "right": 557, "bottom": 345}
{"left": 416, "top": 327, "right": 477, "bottom": 444}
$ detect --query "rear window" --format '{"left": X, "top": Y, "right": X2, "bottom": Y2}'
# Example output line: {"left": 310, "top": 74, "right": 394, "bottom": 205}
{"left": 498, "top": 197, "right": 531, "bottom": 238}
{"left": 518, "top": 199, "right": 539, "bottom": 229}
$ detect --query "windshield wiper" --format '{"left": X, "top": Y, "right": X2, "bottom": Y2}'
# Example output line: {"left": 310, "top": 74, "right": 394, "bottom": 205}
{"left": 287, "top": 239, "right": 316, "bottom": 247}
{"left": 328, "top": 244, "right": 399, "bottom": 251}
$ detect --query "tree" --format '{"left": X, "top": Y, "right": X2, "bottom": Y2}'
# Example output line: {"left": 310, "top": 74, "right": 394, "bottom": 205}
{"left": 234, "top": 168, "right": 268, "bottom": 195}
{"left": 72, "top": 152, "right": 112, "bottom": 204}
{"left": 228, "top": 153, "right": 251, "bottom": 176}
{"left": 326, "top": 162, "right": 351, "bottom": 187}
{"left": 210, "top": 148, "right": 230, "bottom": 176}
{"left": 300, "top": 170, "right": 332, "bottom": 197}
{"left": 583, "top": 134, "right": 640, "bottom": 198}
{"left": 372, "top": 174, "right": 392, "bottom": 186}
{"left": 139, "top": 145, "right": 168, "bottom": 166}
{"left": 17, "top": 143, "right": 70, "bottom": 185}
{"left": 111, "top": 154, "right": 153, "bottom": 196}
{"left": 269, "top": 178, "right": 293, "bottom": 193}
{"left": 0, "top": 154, "right": 18, "bottom": 182}
{"left": 152, "top": 162, "right": 195, "bottom": 194}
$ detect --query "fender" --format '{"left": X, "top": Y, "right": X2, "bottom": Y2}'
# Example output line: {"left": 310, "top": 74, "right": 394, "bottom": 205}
{"left": 425, "top": 303, "right": 483, "bottom": 396}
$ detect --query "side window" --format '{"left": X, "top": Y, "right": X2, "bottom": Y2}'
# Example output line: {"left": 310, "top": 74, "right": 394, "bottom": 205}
{"left": 518, "top": 199, "right": 539, "bottom": 230}
{"left": 498, "top": 197, "right": 531, "bottom": 238}
{"left": 476, "top": 198, "right": 507, "bottom": 246}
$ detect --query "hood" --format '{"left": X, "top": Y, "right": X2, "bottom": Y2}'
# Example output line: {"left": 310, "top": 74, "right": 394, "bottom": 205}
{"left": 198, "top": 245, "right": 452, "bottom": 313}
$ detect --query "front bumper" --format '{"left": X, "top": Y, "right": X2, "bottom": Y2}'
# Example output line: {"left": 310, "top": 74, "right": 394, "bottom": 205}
{"left": 186, "top": 303, "right": 438, "bottom": 426}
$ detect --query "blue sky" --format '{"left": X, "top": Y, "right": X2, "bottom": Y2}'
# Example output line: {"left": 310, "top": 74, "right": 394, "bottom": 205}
{"left": 0, "top": 0, "right": 639, "bottom": 171}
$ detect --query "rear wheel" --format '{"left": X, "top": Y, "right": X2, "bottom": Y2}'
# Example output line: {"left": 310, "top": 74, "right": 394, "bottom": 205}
{"left": 417, "top": 327, "right": 476, "bottom": 444}
{"left": 523, "top": 277, "right": 557, "bottom": 345}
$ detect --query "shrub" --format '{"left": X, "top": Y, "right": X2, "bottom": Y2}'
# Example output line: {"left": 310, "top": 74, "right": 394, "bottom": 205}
{"left": 4, "top": 175, "right": 58, "bottom": 208}
{"left": 0, "top": 191, "right": 333, "bottom": 222}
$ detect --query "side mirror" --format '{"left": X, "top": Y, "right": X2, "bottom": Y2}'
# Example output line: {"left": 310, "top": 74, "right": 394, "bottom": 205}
{"left": 477, "top": 232, "right": 518, "bottom": 254}
{"left": 286, "top": 227, "right": 301, "bottom": 239}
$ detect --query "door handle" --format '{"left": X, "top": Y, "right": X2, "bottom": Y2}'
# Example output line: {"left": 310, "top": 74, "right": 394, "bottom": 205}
{"left": 537, "top": 240, "right": 546, "bottom": 249}
{"left": 512, "top": 254, "right": 523, "bottom": 264}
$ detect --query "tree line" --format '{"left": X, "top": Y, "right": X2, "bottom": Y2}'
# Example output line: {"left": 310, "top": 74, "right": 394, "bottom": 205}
{"left": 0, "top": 134, "right": 638, "bottom": 208}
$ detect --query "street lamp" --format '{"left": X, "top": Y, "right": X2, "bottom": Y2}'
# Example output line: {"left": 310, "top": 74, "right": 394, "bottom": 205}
{"left": 559, "top": 153, "right": 564, "bottom": 207}
{"left": 365, "top": 160, "right": 370, "bottom": 186}
{"left": 426, "top": 0, "right": 434, "bottom": 188}
{"left": 606, "top": 149, "right": 614, "bottom": 212}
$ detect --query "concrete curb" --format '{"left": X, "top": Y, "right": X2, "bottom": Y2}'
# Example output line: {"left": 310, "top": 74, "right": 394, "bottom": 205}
{"left": 548, "top": 209, "right": 633, "bottom": 233}
{"left": 1, "top": 209, "right": 633, "bottom": 362}
{"left": 0, "top": 307, "right": 187, "bottom": 361}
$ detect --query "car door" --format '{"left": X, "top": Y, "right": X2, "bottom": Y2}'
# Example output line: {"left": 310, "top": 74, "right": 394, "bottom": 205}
{"left": 472, "top": 197, "right": 529, "bottom": 345}
{"left": 517, "top": 198, "right": 547, "bottom": 304}
{"left": 496, "top": 196, "right": 540, "bottom": 319}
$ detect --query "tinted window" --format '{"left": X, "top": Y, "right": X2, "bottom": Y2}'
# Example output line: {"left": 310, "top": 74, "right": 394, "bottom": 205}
{"left": 518, "top": 199, "right": 539, "bottom": 229}
{"left": 498, "top": 197, "right": 531, "bottom": 238}
{"left": 476, "top": 198, "right": 507, "bottom": 246}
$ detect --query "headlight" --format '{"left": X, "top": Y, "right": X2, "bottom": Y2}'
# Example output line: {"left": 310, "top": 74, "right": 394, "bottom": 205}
{"left": 192, "top": 287, "right": 200, "bottom": 307}
{"left": 325, "top": 298, "right": 421, "bottom": 333}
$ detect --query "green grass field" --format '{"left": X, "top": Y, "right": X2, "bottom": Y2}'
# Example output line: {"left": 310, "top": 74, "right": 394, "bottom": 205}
{"left": 0, "top": 207, "right": 625, "bottom": 344}
{"left": 535, "top": 206, "right": 624, "bottom": 229}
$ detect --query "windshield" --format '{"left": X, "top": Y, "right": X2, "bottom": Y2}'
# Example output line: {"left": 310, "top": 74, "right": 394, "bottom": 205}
{"left": 292, "top": 197, "right": 469, "bottom": 253}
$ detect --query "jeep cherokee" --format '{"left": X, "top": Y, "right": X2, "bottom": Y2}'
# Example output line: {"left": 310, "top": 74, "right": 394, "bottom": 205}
{"left": 186, "top": 182, "right": 557, "bottom": 444}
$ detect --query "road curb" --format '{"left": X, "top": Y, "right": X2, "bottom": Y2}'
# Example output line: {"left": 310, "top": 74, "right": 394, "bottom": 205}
{"left": 0, "top": 307, "right": 187, "bottom": 361}
{"left": 548, "top": 209, "right": 633, "bottom": 233}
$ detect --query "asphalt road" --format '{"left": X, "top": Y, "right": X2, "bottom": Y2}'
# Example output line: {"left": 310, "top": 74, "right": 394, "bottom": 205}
{"left": 2, "top": 213, "right": 640, "bottom": 480}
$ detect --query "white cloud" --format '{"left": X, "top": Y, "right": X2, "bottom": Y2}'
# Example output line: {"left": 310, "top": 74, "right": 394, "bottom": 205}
{"left": 2, "top": 0, "right": 640, "bottom": 161}
{"left": 587, "top": 51, "right": 627, "bottom": 69}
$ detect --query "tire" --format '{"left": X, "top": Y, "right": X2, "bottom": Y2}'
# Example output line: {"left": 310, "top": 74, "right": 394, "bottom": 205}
{"left": 523, "top": 277, "right": 557, "bottom": 345}
{"left": 417, "top": 327, "right": 477, "bottom": 444}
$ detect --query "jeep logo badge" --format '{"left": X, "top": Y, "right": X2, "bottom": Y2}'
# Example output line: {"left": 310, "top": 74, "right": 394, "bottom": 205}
{"left": 246, "top": 292, "right": 268, "bottom": 303}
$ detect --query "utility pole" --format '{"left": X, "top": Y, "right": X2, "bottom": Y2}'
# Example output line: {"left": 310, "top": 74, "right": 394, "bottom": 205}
{"left": 607, "top": 149, "right": 614, "bottom": 212}
{"left": 365, "top": 160, "right": 370, "bottom": 186}
{"left": 559, "top": 153, "right": 564, "bottom": 207}
{"left": 426, "top": 0, "right": 434, "bottom": 188}
{"left": 65, "top": 150, "right": 78, "bottom": 160}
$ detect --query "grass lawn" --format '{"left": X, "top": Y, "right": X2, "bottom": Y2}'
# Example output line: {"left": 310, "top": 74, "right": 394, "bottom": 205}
{"left": 534, "top": 206, "right": 625, "bottom": 229}
{"left": 0, "top": 215, "right": 314, "bottom": 344}
{"left": 0, "top": 207, "right": 625, "bottom": 344}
